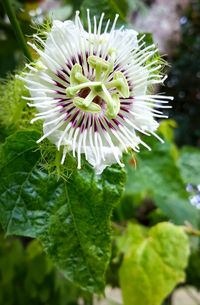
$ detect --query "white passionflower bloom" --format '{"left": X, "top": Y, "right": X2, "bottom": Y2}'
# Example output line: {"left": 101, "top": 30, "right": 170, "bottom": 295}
{"left": 19, "top": 10, "right": 173, "bottom": 174}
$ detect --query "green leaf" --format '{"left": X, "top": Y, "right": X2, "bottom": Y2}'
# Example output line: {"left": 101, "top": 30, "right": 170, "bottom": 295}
{"left": 119, "top": 222, "right": 190, "bottom": 305}
{"left": 178, "top": 146, "right": 200, "bottom": 186}
{"left": 123, "top": 137, "right": 198, "bottom": 228}
{"left": 0, "top": 130, "right": 126, "bottom": 293}
{"left": 80, "top": 0, "right": 129, "bottom": 31}
{"left": 0, "top": 130, "right": 41, "bottom": 234}
{"left": 42, "top": 164, "right": 126, "bottom": 294}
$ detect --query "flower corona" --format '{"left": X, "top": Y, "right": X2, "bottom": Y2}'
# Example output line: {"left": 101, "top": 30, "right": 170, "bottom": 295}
{"left": 18, "top": 10, "right": 173, "bottom": 174}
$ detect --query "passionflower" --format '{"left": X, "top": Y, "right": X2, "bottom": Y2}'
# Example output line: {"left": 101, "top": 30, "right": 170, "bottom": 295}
{"left": 19, "top": 10, "right": 173, "bottom": 174}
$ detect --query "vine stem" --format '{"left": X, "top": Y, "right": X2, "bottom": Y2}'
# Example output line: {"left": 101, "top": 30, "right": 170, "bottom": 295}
{"left": 184, "top": 221, "right": 200, "bottom": 237}
{"left": 111, "top": 221, "right": 125, "bottom": 231}
{"left": 2, "top": 0, "right": 32, "bottom": 61}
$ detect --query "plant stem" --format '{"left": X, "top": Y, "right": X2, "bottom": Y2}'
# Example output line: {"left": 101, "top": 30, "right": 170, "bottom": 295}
{"left": 111, "top": 221, "right": 125, "bottom": 231}
{"left": 2, "top": 0, "right": 32, "bottom": 61}
{"left": 184, "top": 221, "right": 200, "bottom": 237}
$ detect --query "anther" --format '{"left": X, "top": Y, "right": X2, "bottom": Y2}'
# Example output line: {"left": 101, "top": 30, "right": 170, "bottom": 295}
{"left": 106, "top": 71, "right": 130, "bottom": 98}
{"left": 73, "top": 97, "right": 101, "bottom": 113}
{"left": 70, "top": 64, "right": 88, "bottom": 86}
{"left": 100, "top": 85, "right": 120, "bottom": 119}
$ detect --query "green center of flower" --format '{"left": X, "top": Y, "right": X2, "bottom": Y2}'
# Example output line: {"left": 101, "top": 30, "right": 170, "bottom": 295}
{"left": 66, "top": 48, "right": 130, "bottom": 119}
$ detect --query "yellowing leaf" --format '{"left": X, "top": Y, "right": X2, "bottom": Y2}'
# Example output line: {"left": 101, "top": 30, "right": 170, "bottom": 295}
{"left": 158, "top": 119, "right": 177, "bottom": 143}
{"left": 119, "top": 222, "right": 190, "bottom": 305}
{"left": 116, "top": 223, "right": 147, "bottom": 254}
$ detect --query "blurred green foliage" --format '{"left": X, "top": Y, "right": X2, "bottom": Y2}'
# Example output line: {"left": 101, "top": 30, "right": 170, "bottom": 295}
{"left": 113, "top": 120, "right": 200, "bottom": 228}
{"left": 0, "top": 230, "right": 92, "bottom": 305}
{"left": 166, "top": 1, "right": 200, "bottom": 147}
{"left": 186, "top": 250, "right": 200, "bottom": 289}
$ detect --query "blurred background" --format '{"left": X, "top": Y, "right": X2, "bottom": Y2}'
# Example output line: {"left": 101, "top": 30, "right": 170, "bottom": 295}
{"left": 0, "top": 0, "right": 200, "bottom": 304}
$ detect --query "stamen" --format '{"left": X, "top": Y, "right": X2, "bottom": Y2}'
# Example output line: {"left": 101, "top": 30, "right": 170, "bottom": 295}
{"left": 106, "top": 71, "right": 129, "bottom": 98}
{"left": 70, "top": 64, "right": 88, "bottom": 86}
{"left": 73, "top": 97, "right": 101, "bottom": 113}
